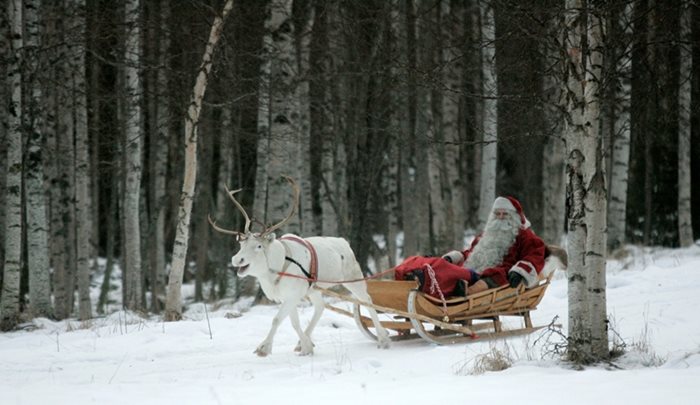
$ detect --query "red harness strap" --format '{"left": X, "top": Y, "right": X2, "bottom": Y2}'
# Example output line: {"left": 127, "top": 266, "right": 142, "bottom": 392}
{"left": 280, "top": 235, "right": 318, "bottom": 283}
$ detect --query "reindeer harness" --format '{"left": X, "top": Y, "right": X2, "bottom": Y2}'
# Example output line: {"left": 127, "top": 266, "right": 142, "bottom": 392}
{"left": 278, "top": 235, "right": 318, "bottom": 286}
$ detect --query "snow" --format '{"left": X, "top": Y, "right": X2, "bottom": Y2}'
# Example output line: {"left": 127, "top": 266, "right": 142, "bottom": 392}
{"left": 2, "top": 244, "right": 700, "bottom": 405}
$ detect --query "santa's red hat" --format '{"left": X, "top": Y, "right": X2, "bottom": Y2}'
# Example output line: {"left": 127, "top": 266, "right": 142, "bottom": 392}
{"left": 492, "top": 196, "right": 531, "bottom": 229}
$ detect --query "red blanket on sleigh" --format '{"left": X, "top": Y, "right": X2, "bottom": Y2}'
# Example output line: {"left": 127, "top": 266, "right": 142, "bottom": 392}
{"left": 393, "top": 256, "right": 477, "bottom": 299}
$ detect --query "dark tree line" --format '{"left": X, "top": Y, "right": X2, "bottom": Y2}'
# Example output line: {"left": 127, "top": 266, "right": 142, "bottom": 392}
{"left": 0, "top": 0, "right": 698, "bottom": 332}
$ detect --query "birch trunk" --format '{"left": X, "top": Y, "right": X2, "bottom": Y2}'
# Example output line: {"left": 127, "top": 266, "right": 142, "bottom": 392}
{"left": 123, "top": 0, "right": 144, "bottom": 311}
{"left": 565, "top": 1, "right": 609, "bottom": 364}
{"left": 0, "top": 6, "right": 7, "bottom": 271}
{"left": 1, "top": 0, "right": 24, "bottom": 330}
{"left": 164, "top": 0, "right": 234, "bottom": 321}
{"left": 24, "top": 0, "right": 53, "bottom": 318}
{"left": 477, "top": 0, "right": 498, "bottom": 228}
{"left": 68, "top": 0, "right": 93, "bottom": 320}
{"left": 677, "top": 0, "right": 694, "bottom": 247}
{"left": 253, "top": 0, "right": 302, "bottom": 234}
{"left": 607, "top": 2, "right": 634, "bottom": 251}
{"left": 297, "top": 6, "right": 316, "bottom": 236}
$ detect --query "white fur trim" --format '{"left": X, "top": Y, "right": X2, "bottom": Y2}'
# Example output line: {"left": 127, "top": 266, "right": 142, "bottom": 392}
{"left": 492, "top": 197, "right": 516, "bottom": 212}
{"left": 509, "top": 262, "right": 539, "bottom": 288}
{"left": 443, "top": 250, "right": 464, "bottom": 266}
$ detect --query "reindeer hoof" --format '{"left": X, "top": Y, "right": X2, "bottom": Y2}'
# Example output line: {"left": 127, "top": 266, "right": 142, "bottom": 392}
{"left": 255, "top": 343, "right": 272, "bottom": 357}
{"left": 295, "top": 340, "right": 315, "bottom": 355}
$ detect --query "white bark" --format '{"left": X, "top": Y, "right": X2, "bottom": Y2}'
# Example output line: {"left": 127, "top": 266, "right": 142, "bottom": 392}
{"left": 254, "top": 0, "right": 302, "bottom": 235}
{"left": 123, "top": 0, "right": 144, "bottom": 311}
{"left": 1, "top": 0, "right": 24, "bottom": 330}
{"left": 164, "top": 0, "right": 234, "bottom": 321}
{"left": 297, "top": 6, "right": 316, "bottom": 236}
{"left": 477, "top": 0, "right": 498, "bottom": 229}
{"left": 565, "top": 1, "right": 608, "bottom": 363}
{"left": 24, "top": 0, "right": 53, "bottom": 318}
{"left": 678, "top": 0, "right": 694, "bottom": 247}
{"left": 608, "top": 2, "right": 634, "bottom": 251}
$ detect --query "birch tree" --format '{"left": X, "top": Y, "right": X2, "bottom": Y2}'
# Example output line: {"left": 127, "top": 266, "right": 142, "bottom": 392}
{"left": 564, "top": 0, "right": 609, "bottom": 363}
{"left": 477, "top": 0, "right": 498, "bottom": 228}
{"left": 24, "top": 0, "right": 53, "bottom": 318}
{"left": 1, "top": 0, "right": 24, "bottom": 330}
{"left": 123, "top": 0, "right": 144, "bottom": 311}
{"left": 607, "top": 2, "right": 634, "bottom": 251}
{"left": 253, "top": 0, "right": 303, "bottom": 235}
{"left": 677, "top": 0, "right": 694, "bottom": 247}
{"left": 164, "top": 0, "right": 234, "bottom": 321}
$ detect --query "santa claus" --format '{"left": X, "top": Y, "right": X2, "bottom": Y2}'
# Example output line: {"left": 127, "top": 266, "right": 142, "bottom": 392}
{"left": 393, "top": 196, "right": 545, "bottom": 299}
{"left": 442, "top": 196, "right": 546, "bottom": 295}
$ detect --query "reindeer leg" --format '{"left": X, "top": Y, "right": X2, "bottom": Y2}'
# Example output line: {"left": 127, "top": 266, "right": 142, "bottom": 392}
{"left": 345, "top": 282, "right": 391, "bottom": 349}
{"left": 289, "top": 307, "right": 314, "bottom": 356}
{"left": 255, "top": 299, "right": 298, "bottom": 357}
{"left": 294, "top": 290, "right": 324, "bottom": 353}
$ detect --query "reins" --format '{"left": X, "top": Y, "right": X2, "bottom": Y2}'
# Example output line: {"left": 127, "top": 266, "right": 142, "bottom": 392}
{"left": 276, "top": 266, "right": 396, "bottom": 284}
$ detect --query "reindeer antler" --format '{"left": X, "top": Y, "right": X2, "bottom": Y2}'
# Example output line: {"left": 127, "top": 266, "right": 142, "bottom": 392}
{"left": 224, "top": 186, "right": 251, "bottom": 234}
{"left": 208, "top": 185, "right": 252, "bottom": 236}
{"left": 207, "top": 214, "right": 240, "bottom": 236}
{"left": 260, "top": 175, "right": 300, "bottom": 237}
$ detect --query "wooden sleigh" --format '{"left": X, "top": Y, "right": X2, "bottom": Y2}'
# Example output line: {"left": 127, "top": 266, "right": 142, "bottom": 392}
{"left": 319, "top": 256, "right": 561, "bottom": 345}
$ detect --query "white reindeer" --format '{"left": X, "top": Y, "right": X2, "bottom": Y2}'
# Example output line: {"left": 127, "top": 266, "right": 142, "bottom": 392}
{"left": 209, "top": 176, "right": 390, "bottom": 356}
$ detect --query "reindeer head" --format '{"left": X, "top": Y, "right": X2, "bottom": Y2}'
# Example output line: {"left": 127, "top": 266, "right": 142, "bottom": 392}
{"left": 209, "top": 175, "right": 300, "bottom": 278}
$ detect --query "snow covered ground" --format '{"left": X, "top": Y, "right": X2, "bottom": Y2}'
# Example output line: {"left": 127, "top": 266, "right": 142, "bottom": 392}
{"left": 2, "top": 244, "right": 700, "bottom": 405}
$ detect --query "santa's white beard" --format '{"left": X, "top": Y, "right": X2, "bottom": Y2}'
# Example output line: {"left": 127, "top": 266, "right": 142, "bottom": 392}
{"left": 465, "top": 213, "right": 521, "bottom": 272}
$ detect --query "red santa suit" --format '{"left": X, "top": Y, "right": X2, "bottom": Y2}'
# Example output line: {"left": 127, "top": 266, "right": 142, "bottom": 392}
{"left": 396, "top": 196, "right": 545, "bottom": 299}
{"left": 445, "top": 196, "right": 546, "bottom": 288}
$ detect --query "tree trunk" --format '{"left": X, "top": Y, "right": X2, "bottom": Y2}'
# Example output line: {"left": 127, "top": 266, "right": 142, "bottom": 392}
{"left": 677, "top": 0, "right": 694, "bottom": 247}
{"left": 387, "top": 0, "right": 410, "bottom": 263}
{"left": 541, "top": 8, "right": 566, "bottom": 246}
{"left": 253, "top": 0, "right": 302, "bottom": 235}
{"left": 413, "top": 0, "right": 432, "bottom": 255}
{"left": 297, "top": 5, "right": 316, "bottom": 236}
{"left": 67, "top": 0, "right": 93, "bottom": 320}
{"left": 164, "top": 0, "right": 234, "bottom": 321}
{"left": 564, "top": 0, "right": 609, "bottom": 364}
{"left": 440, "top": 0, "right": 466, "bottom": 249}
{"left": 607, "top": 2, "right": 634, "bottom": 252}
{"left": 477, "top": 0, "right": 498, "bottom": 229}
{"left": 643, "top": 1, "right": 656, "bottom": 245}
{"left": 1, "top": 0, "right": 24, "bottom": 331}
{"left": 123, "top": 0, "right": 144, "bottom": 311}
{"left": 24, "top": 0, "right": 53, "bottom": 318}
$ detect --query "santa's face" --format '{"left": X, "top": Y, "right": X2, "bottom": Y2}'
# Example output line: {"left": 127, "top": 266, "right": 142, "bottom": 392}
{"left": 486, "top": 209, "right": 520, "bottom": 232}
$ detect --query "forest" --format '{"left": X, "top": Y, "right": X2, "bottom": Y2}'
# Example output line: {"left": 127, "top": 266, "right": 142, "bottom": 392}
{"left": 0, "top": 0, "right": 698, "bottom": 338}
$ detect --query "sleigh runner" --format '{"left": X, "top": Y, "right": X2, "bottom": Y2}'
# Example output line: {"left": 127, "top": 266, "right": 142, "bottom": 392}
{"left": 319, "top": 251, "right": 562, "bottom": 345}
